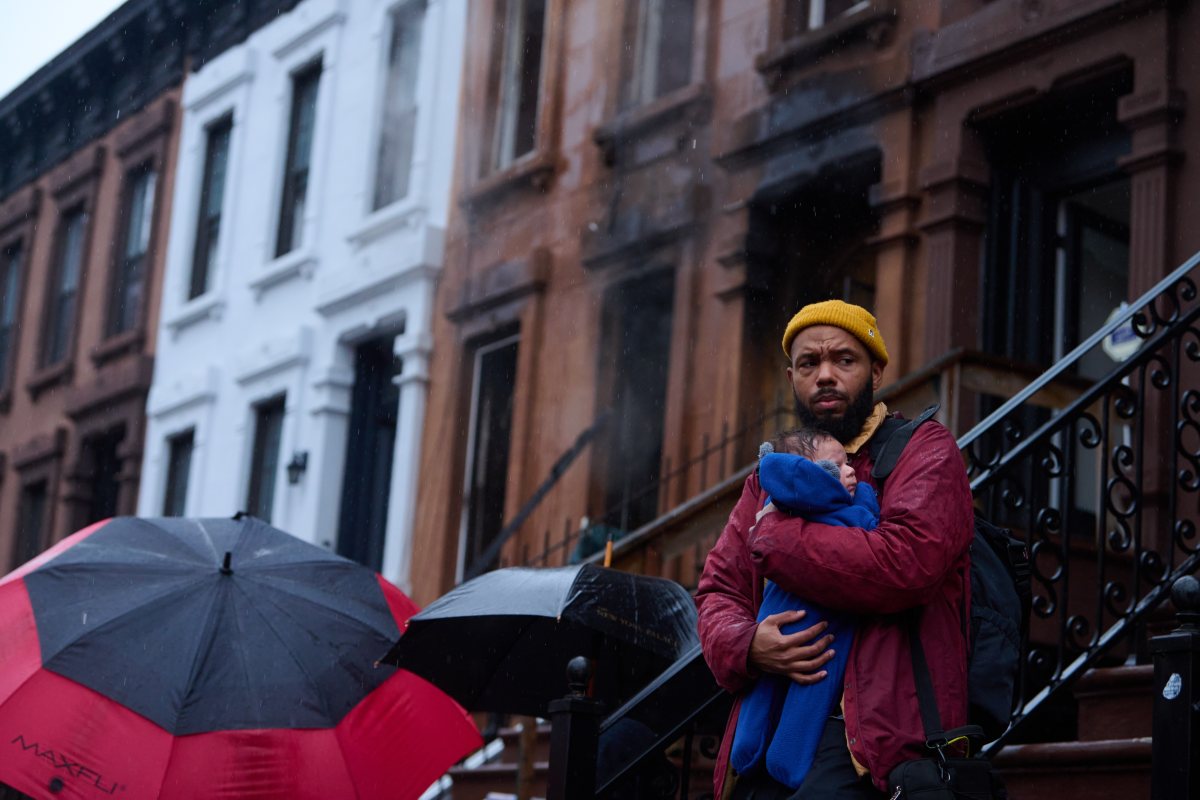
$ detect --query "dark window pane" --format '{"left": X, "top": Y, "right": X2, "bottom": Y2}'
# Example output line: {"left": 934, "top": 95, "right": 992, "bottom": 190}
{"left": 42, "top": 209, "right": 86, "bottom": 366}
{"left": 653, "top": 0, "right": 694, "bottom": 98}
{"left": 14, "top": 481, "right": 47, "bottom": 567}
{"left": 163, "top": 429, "right": 195, "bottom": 517}
{"left": 489, "top": 0, "right": 546, "bottom": 171}
{"left": 246, "top": 397, "right": 286, "bottom": 522}
{"left": 464, "top": 335, "right": 519, "bottom": 576}
{"left": 83, "top": 429, "right": 124, "bottom": 526}
{"left": 276, "top": 64, "right": 322, "bottom": 257}
{"left": 0, "top": 242, "right": 21, "bottom": 392}
{"left": 190, "top": 117, "right": 232, "bottom": 300}
{"left": 374, "top": 4, "right": 424, "bottom": 210}
{"left": 623, "top": 0, "right": 694, "bottom": 108}
{"left": 108, "top": 166, "right": 157, "bottom": 336}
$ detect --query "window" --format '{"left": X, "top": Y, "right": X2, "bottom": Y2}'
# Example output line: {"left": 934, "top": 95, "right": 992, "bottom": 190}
{"left": 373, "top": 4, "right": 425, "bottom": 210}
{"left": 460, "top": 334, "right": 519, "bottom": 578}
{"left": 14, "top": 481, "right": 47, "bottom": 567}
{"left": 276, "top": 64, "right": 322, "bottom": 257}
{"left": 162, "top": 429, "right": 194, "bottom": 517}
{"left": 783, "top": 0, "right": 867, "bottom": 36}
{"left": 246, "top": 396, "right": 286, "bottom": 522}
{"left": 81, "top": 428, "right": 124, "bottom": 526}
{"left": 190, "top": 117, "right": 232, "bottom": 300}
{"left": 0, "top": 242, "right": 22, "bottom": 392}
{"left": 486, "top": 0, "right": 546, "bottom": 173}
{"left": 41, "top": 208, "right": 87, "bottom": 367}
{"left": 621, "top": 0, "right": 695, "bottom": 109}
{"left": 108, "top": 165, "right": 157, "bottom": 336}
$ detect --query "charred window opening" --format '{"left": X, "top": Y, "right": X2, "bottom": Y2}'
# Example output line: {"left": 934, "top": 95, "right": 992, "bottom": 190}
{"left": 337, "top": 337, "right": 403, "bottom": 571}
{"left": 190, "top": 115, "right": 232, "bottom": 300}
{"left": 107, "top": 163, "right": 157, "bottom": 337}
{"left": 980, "top": 72, "right": 1132, "bottom": 378}
{"left": 0, "top": 241, "right": 22, "bottom": 394}
{"left": 460, "top": 332, "right": 520, "bottom": 578}
{"left": 783, "top": 0, "right": 868, "bottom": 37}
{"left": 79, "top": 427, "right": 125, "bottom": 526}
{"left": 276, "top": 62, "right": 323, "bottom": 257}
{"left": 485, "top": 0, "right": 546, "bottom": 173}
{"left": 14, "top": 480, "right": 48, "bottom": 567}
{"left": 373, "top": 3, "right": 424, "bottom": 210}
{"left": 41, "top": 206, "right": 87, "bottom": 368}
{"left": 246, "top": 396, "right": 286, "bottom": 523}
{"left": 741, "top": 157, "right": 880, "bottom": 420}
{"left": 620, "top": 0, "right": 695, "bottom": 110}
{"left": 594, "top": 270, "right": 675, "bottom": 533}
{"left": 163, "top": 429, "right": 195, "bottom": 517}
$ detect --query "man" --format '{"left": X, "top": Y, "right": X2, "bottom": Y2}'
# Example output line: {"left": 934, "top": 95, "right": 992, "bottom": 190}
{"left": 696, "top": 300, "right": 974, "bottom": 799}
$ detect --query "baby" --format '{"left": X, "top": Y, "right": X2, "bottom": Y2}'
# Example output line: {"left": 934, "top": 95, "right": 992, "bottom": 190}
{"left": 730, "top": 428, "right": 879, "bottom": 790}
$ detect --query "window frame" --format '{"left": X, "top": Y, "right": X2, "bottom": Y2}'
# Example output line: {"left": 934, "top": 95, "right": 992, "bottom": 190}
{"left": 162, "top": 428, "right": 195, "bottom": 517}
{"left": 0, "top": 237, "right": 27, "bottom": 401}
{"left": 39, "top": 205, "right": 89, "bottom": 371}
{"left": 619, "top": 0, "right": 698, "bottom": 112}
{"left": 371, "top": 1, "right": 426, "bottom": 212}
{"left": 189, "top": 115, "right": 234, "bottom": 301}
{"left": 105, "top": 161, "right": 158, "bottom": 340}
{"left": 245, "top": 395, "right": 287, "bottom": 523}
{"left": 274, "top": 61, "right": 324, "bottom": 258}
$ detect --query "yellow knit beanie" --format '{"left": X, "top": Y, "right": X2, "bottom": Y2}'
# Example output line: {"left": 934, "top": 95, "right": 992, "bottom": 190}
{"left": 781, "top": 300, "right": 889, "bottom": 365}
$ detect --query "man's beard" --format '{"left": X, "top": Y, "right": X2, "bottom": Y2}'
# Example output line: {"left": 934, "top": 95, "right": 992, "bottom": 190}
{"left": 794, "top": 384, "right": 876, "bottom": 444}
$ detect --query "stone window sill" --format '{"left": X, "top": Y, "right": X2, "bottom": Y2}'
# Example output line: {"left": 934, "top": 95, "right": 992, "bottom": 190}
{"left": 26, "top": 360, "right": 72, "bottom": 399}
{"left": 593, "top": 83, "right": 710, "bottom": 166}
{"left": 165, "top": 294, "right": 227, "bottom": 337}
{"left": 346, "top": 201, "right": 427, "bottom": 249}
{"left": 91, "top": 328, "right": 145, "bottom": 367}
{"left": 755, "top": 1, "right": 897, "bottom": 87}
{"left": 249, "top": 248, "right": 318, "bottom": 300}
{"left": 460, "top": 149, "right": 557, "bottom": 212}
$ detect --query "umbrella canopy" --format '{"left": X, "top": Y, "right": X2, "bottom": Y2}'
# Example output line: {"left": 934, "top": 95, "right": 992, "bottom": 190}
{"left": 381, "top": 563, "right": 699, "bottom": 717}
{"left": 0, "top": 516, "right": 480, "bottom": 800}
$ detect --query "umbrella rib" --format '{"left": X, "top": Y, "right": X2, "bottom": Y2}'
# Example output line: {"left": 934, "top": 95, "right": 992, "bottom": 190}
{"left": 229, "top": 579, "right": 334, "bottom": 721}
{"left": 239, "top": 572, "right": 399, "bottom": 639}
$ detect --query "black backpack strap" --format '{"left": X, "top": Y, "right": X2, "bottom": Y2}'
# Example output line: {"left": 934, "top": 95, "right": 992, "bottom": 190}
{"left": 909, "top": 617, "right": 986, "bottom": 754}
{"left": 870, "top": 404, "right": 941, "bottom": 484}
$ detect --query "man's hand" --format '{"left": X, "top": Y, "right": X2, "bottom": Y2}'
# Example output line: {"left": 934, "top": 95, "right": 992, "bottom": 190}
{"left": 748, "top": 610, "right": 835, "bottom": 685}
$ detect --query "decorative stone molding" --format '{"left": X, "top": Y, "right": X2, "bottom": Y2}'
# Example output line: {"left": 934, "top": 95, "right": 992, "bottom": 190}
{"left": 756, "top": 1, "right": 898, "bottom": 93}
{"left": 592, "top": 83, "right": 711, "bottom": 168}
{"left": 447, "top": 249, "right": 550, "bottom": 323}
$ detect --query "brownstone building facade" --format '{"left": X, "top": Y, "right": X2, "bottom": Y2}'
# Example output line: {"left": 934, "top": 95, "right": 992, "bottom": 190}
{"left": 0, "top": 0, "right": 304, "bottom": 571}
{"left": 409, "top": 0, "right": 1197, "bottom": 606}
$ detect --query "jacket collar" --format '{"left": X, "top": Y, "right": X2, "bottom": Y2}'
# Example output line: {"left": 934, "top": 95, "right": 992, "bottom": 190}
{"left": 845, "top": 402, "right": 890, "bottom": 455}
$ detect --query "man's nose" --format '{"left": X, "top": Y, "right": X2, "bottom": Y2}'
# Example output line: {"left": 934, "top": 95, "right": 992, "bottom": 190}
{"left": 816, "top": 360, "right": 837, "bottom": 384}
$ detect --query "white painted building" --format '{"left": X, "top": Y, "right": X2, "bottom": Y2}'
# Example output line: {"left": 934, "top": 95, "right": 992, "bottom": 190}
{"left": 138, "top": 0, "right": 465, "bottom": 592}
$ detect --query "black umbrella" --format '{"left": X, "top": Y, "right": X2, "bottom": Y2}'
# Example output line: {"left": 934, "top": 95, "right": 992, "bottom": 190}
{"left": 380, "top": 563, "right": 699, "bottom": 716}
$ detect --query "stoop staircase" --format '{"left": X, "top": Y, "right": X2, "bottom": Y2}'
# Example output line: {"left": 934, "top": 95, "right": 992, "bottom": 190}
{"left": 438, "top": 251, "right": 1200, "bottom": 799}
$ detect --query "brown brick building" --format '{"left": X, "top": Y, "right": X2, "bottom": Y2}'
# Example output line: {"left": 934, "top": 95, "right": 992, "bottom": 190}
{"left": 0, "top": 0, "right": 303, "bottom": 571}
{"left": 407, "top": 0, "right": 1196, "bottom": 606}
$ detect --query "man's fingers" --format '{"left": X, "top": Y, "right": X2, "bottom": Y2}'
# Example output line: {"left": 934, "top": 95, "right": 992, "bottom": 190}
{"left": 762, "top": 609, "right": 807, "bottom": 627}
{"left": 789, "top": 669, "right": 828, "bottom": 685}
{"left": 780, "top": 629, "right": 833, "bottom": 652}
{"left": 789, "top": 649, "right": 836, "bottom": 672}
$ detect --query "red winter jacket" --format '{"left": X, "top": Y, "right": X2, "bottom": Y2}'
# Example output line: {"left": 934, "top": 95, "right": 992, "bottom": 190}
{"left": 696, "top": 419, "right": 974, "bottom": 796}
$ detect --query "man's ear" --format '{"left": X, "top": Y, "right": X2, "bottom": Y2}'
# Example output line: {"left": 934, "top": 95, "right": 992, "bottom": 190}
{"left": 871, "top": 360, "right": 884, "bottom": 391}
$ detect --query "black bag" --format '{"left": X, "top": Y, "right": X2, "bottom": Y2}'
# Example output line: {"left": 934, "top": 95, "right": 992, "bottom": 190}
{"left": 885, "top": 624, "right": 1009, "bottom": 799}
{"left": 869, "top": 406, "right": 1031, "bottom": 740}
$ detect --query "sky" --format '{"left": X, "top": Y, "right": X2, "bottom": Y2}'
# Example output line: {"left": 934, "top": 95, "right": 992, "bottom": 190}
{"left": 0, "top": 0, "right": 128, "bottom": 99}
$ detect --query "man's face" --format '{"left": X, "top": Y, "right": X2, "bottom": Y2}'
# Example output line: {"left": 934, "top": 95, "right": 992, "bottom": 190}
{"left": 787, "top": 325, "right": 885, "bottom": 444}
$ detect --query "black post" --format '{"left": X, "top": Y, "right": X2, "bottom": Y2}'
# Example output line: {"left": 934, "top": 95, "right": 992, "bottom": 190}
{"left": 1151, "top": 575, "right": 1200, "bottom": 800}
{"left": 547, "top": 656, "right": 602, "bottom": 800}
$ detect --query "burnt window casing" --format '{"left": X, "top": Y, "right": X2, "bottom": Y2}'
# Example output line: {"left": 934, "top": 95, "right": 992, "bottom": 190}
{"left": 14, "top": 480, "right": 48, "bottom": 567}
{"left": 163, "top": 429, "right": 195, "bottom": 517}
{"left": 485, "top": 0, "right": 546, "bottom": 173}
{"left": 373, "top": 4, "right": 424, "bottom": 210}
{"left": 108, "top": 164, "right": 157, "bottom": 336}
{"left": 246, "top": 396, "right": 286, "bottom": 522}
{"left": 460, "top": 333, "right": 519, "bottom": 577}
{"left": 0, "top": 241, "right": 22, "bottom": 393}
{"left": 41, "top": 208, "right": 87, "bottom": 367}
{"left": 783, "top": 0, "right": 864, "bottom": 37}
{"left": 275, "top": 64, "right": 322, "bottom": 257}
{"left": 190, "top": 117, "right": 232, "bottom": 300}
{"left": 621, "top": 0, "right": 695, "bottom": 109}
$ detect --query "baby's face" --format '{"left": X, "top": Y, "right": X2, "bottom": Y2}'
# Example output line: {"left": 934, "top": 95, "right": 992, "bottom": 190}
{"left": 814, "top": 438, "right": 857, "bottom": 495}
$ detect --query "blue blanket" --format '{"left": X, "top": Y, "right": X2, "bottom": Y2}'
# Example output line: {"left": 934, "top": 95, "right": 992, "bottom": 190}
{"left": 730, "top": 453, "right": 879, "bottom": 789}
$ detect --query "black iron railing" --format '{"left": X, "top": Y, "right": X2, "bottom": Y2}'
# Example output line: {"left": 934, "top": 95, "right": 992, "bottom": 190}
{"left": 961, "top": 249, "right": 1200, "bottom": 752}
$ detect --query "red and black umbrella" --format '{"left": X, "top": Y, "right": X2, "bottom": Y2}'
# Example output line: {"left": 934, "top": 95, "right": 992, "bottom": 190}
{"left": 0, "top": 516, "right": 481, "bottom": 800}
